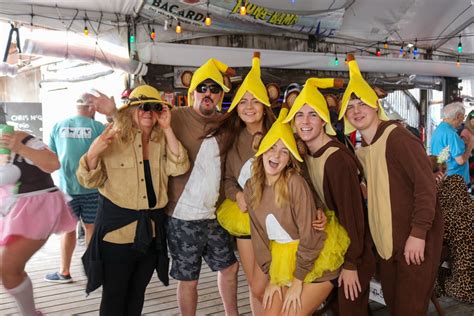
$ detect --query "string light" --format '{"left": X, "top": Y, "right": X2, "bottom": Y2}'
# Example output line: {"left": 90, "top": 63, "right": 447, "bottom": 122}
{"left": 413, "top": 39, "right": 418, "bottom": 56}
{"left": 150, "top": 28, "right": 156, "bottom": 40}
{"left": 176, "top": 21, "right": 182, "bottom": 34}
{"left": 205, "top": 0, "right": 212, "bottom": 26}
{"left": 164, "top": 19, "right": 168, "bottom": 31}
{"left": 457, "top": 35, "right": 463, "bottom": 53}
{"left": 83, "top": 18, "right": 88, "bottom": 36}
{"left": 399, "top": 42, "right": 404, "bottom": 55}
{"left": 205, "top": 14, "right": 212, "bottom": 26}
{"left": 376, "top": 47, "right": 381, "bottom": 57}
{"left": 240, "top": 0, "right": 247, "bottom": 15}
{"left": 456, "top": 56, "right": 460, "bottom": 67}
{"left": 383, "top": 40, "right": 388, "bottom": 49}
{"left": 334, "top": 52, "right": 339, "bottom": 66}
{"left": 130, "top": 34, "right": 135, "bottom": 43}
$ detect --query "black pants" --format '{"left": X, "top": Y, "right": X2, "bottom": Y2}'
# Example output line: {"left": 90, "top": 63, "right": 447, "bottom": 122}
{"left": 100, "top": 241, "right": 158, "bottom": 316}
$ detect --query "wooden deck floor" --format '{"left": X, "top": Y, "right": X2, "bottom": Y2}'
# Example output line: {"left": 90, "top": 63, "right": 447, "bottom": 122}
{"left": 0, "top": 235, "right": 252, "bottom": 315}
{"left": 1, "top": 235, "right": 473, "bottom": 315}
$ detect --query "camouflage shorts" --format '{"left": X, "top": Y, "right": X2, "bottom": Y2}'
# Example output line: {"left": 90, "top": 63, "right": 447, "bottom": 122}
{"left": 167, "top": 217, "right": 237, "bottom": 281}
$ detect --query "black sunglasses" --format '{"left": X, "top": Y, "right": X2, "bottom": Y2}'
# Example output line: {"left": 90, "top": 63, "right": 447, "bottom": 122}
{"left": 195, "top": 83, "right": 222, "bottom": 94}
{"left": 137, "top": 103, "right": 163, "bottom": 112}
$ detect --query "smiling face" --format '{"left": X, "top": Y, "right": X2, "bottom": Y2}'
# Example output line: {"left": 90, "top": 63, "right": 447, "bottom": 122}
{"left": 237, "top": 91, "right": 265, "bottom": 126}
{"left": 262, "top": 139, "right": 290, "bottom": 184}
{"left": 345, "top": 98, "right": 380, "bottom": 132}
{"left": 132, "top": 106, "right": 158, "bottom": 130}
{"left": 294, "top": 104, "right": 326, "bottom": 145}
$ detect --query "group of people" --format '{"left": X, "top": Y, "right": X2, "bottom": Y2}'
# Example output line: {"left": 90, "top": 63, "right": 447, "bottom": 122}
{"left": 0, "top": 51, "right": 455, "bottom": 316}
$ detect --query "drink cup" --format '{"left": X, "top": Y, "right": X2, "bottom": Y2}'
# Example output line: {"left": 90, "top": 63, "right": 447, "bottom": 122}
{"left": 0, "top": 124, "right": 14, "bottom": 155}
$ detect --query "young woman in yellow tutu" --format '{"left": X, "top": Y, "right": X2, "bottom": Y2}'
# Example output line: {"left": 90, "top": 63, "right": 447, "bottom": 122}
{"left": 243, "top": 107, "right": 350, "bottom": 316}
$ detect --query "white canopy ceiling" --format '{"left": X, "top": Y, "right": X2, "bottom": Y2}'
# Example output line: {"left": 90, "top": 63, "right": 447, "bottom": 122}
{"left": 0, "top": 0, "right": 473, "bottom": 77}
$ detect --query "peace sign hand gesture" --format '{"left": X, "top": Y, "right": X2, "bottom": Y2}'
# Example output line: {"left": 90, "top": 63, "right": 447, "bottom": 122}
{"left": 86, "top": 123, "right": 120, "bottom": 170}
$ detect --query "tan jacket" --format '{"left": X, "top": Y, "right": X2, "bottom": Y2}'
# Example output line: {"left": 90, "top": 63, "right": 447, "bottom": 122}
{"left": 77, "top": 128, "right": 189, "bottom": 210}
{"left": 76, "top": 128, "right": 189, "bottom": 243}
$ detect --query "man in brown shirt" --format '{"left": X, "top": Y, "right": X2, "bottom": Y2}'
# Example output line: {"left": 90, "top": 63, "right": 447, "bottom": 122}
{"left": 339, "top": 55, "right": 443, "bottom": 316}
{"left": 166, "top": 59, "right": 239, "bottom": 316}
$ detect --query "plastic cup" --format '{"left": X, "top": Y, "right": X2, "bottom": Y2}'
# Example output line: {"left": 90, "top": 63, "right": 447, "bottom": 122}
{"left": 0, "top": 124, "right": 14, "bottom": 155}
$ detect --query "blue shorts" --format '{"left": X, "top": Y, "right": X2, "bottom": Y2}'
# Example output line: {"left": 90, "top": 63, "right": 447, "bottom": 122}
{"left": 69, "top": 192, "right": 99, "bottom": 224}
{"left": 167, "top": 217, "right": 237, "bottom": 281}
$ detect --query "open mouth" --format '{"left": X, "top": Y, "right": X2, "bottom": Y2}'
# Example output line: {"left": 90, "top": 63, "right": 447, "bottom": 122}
{"left": 268, "top": 159, "right": 279, "bottom": 169}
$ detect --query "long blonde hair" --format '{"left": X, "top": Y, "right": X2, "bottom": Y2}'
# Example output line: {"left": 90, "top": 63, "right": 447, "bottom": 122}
{"left": 114, "top": 107, "right": 161, "bottom": 144}
{"left": 249, "top": 153, "right": 301, "bottom": 209}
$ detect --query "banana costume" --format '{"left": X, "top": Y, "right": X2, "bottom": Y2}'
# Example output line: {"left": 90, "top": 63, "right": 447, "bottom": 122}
{"left": 188, "top": 58, "right": 234, "bottom": 110}
{"left": 228, "top": 52, "right": 270, "bottom": 112}
{"left": 256, "top": 107, "right": 303, "bottom": 162}
{"left": 217, "top": 52, "right": 270, "bottom": 236}
{"left": 283, "top": 78, "right": 337, "bottom": 136}
{"left": 119, "top": 85, "right": 172, "bottom": 112}
{"left": 338, "top": 56, "right": 388, "bottom": 134}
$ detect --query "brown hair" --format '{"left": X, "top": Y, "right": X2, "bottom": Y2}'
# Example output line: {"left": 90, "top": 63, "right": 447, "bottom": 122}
{"left": 206, "top": 106, "right": 276, "bottom": 158}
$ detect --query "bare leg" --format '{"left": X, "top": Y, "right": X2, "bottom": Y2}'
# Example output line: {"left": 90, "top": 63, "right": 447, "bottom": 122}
{"left": 293, "top": 281, "right": 333, "bottom": 316}
{"left": 1, "top": 237, "right": 47, "bottom": 315}
{"left": 60, "top": 230, "right": 76, "bottom": 275}
{"left": 1, "top": 237, "right": 48, "bottom": 288}
{"left": 237, "top": 238, "right": 265, "bottom": 315}
{"left": 83, "top": 223, "right": 94, "bottom": 246}
{"left": 177, "top": 280, "right": 198, "bottom": 316}
{"left": 218, "top": 261, "right": 239, "bottom": 316}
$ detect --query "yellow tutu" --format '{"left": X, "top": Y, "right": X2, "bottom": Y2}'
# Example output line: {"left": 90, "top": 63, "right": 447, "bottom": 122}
{"left": 216, "top": 199, "right": 251, "bottom": 237}
{"left": 269, "top": 210, "right": 350, "bottom": 286}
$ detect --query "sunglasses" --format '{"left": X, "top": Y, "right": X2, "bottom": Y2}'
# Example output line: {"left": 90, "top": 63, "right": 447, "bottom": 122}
{"left": 195, "top": 83, "right": 222, "bottom": 94}
{"left": 137, "top": 103, "right": 163, "bottom": 112}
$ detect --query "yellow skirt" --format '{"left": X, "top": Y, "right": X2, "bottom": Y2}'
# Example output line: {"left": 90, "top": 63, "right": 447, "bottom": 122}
{"left": 269, "top": 210, "right": 350, "bottom": 286}
{"left": 216, "top": 199, "right": 251, "bottom": 237}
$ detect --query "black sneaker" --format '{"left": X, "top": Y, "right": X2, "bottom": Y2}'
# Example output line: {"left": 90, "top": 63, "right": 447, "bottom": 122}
{"left": 44, "top": 272, "right": 73, "bottom": 283}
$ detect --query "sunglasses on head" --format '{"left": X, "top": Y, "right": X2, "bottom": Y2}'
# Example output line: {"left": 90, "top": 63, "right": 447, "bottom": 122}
{"left": 195, "top": 83, "right": 222, "bottom": 94}
{"left": 136, "top": 103, "right": 163, "bottom": 112}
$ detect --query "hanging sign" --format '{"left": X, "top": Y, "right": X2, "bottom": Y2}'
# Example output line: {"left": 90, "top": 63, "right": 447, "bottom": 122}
{"left": 142, "top": 0, "right": 344, "bottom": 37}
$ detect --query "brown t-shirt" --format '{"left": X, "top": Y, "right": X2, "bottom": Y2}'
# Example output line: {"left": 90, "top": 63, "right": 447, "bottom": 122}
{"left": 224, "top": 128, "right": 255, "bottom": 200}
{"left": 357, "top": 121, "right": 443, "bottom": 259}
{"left": 166, "top": 107, "right": 225, "bottom": 220}
{"left": 244, "top": 173, "right": 338, "bottom": 282}
{"left": 306, "top": 140, "right": 370, "bottom": 270}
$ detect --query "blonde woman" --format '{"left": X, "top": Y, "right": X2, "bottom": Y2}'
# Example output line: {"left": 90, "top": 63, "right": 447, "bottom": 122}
{"left": 77, "top": 85, "right": 189, "bottom": 315}
{"left": 243, "top": 108, "right": 349, "bottom": 316}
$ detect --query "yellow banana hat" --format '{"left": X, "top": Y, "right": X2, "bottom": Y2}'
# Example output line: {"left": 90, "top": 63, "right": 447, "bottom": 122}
{"left": 188, "top": 58, "right": 235, "bottom": 109}
{"left": 283, "top": 78, "right": 344, "bottom": 136}
{"left": 228, "top": 52, "right": 270, "bottom": 112}
{"left": 255, "top": 107, "right": 303, "bottom": 162}
{"left": 338, "top": 54, "right": 388, "bottom": 134}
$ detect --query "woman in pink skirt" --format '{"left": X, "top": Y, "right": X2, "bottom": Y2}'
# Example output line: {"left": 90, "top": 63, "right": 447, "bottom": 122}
{"left": 0, "top": 114, "right": 77, "bottom": 315}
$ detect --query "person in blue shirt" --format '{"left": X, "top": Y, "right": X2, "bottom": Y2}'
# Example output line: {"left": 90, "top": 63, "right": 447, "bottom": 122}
{"left": 431, "top": 102, "right": 473, "bottom": 187}
{"left": 44, "top": 94, "right": 105, "bottom": 283}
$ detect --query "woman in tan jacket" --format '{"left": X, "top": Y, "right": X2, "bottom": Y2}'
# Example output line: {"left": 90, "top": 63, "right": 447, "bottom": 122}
{"left": 76, "top": 85, "right": 189, "bottom": 316}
